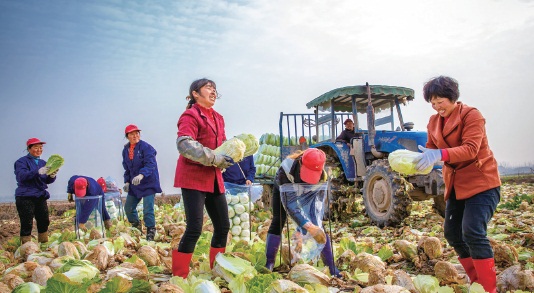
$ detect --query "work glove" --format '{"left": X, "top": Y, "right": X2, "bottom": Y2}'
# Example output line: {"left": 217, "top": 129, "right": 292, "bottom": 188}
{"left": 213, "top": 155, "right": 234, "bottom": 169}
{"left": 414, "top": 145, "right": 442, "bottom": 172}
{"left": 303, "top": 222, "right": 327, "bottom": 245}
{"left": 123, "top": 182, "right": 130, "bottom": 193}
{"left": 132, "top": 174, "right": 144, "bottom": 185}
{"left": 67, "top": 193, "right": 73, "bottom": 202}
{"left": 49, "top": 169, "right": 59, "bottom": 178}
{"left": 38, "top": 166, "right": 50, "bottom": 175}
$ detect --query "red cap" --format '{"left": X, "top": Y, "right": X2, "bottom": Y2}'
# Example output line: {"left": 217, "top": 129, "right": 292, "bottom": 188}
{"left": 344, "top": 118, "right": 353, "bottom": 125}
{"left": 74, "top": 177, "right": 88, "bottom": 197}
{"left": 26, "top": 138, "right": 46, "bottom": 147}
{"left": 97, "top": 177, "right": 107, "bottom": 193}
{"left": 125, "top": 124, "right": 141, "bottom": 134}
{"left": 300, "top": 148, "right": 326, "bottom": 184}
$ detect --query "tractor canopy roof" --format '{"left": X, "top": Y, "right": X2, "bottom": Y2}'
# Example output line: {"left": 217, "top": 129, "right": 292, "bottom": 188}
{"left": 306, "top": 84, "right": 414, "bottom": 113}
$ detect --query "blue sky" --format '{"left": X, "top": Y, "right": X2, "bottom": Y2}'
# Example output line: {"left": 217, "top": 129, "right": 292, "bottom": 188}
{"left": 1, "top": 0, "right": 533, "bottom": 200}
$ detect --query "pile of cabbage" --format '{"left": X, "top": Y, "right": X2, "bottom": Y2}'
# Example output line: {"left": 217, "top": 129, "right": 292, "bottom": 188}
{"left": 254, "top": 133, "right": 283, "bottom": 177}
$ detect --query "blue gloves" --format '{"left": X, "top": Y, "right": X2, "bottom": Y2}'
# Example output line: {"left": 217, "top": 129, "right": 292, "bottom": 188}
{"left": 414, "top": 145, "right": 442, "bottom": 172}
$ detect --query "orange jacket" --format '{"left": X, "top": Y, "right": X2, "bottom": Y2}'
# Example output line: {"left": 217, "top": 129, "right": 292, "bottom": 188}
{"left": 426, "top": 102, "right": 500, "bottom": 201}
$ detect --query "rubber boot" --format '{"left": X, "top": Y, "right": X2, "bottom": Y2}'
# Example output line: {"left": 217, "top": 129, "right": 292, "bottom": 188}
{"left": 265, "top": 233, "right": 281, "bottom": 271}
{"left": 321, "top": 234, "right": 341, "bottom": 277}
{"left": 172, "top": 250, "right": 193, "bottom": 278}
{"left": 209, "top": 247, "right": 226, "bottom": 269}
{"left": 303, "top": 222, "right": 326, "bottom": 244}
{"left": 38, "top": 232, "right": 48, "bottom": 243}
{"left": 146, "top": 227, "right": 156, "bottom": 241}
{"left": 472, "top": 258, "right": 497, "bottom": 293}
{"left": 458, "top": 257, "right": 478, "bottom": 283}
{"left": 20, "top": 235, "right": 32, "bottom": 244}
{"left": 104, "top": 219, "right": 112, "bottom": 230}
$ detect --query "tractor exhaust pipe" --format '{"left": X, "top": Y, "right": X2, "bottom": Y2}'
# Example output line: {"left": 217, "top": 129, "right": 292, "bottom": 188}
{"left": 366, "top": 82, "right": 385, "bottom": 159}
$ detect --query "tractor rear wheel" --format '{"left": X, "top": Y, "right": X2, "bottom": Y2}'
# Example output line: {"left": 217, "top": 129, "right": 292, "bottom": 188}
{"left": 362, "top": 160, "right": 412, "bottom": 227}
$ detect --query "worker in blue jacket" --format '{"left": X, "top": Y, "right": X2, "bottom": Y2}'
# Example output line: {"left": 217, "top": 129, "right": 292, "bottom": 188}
{"left": 122, "top": 124, "right": 162, "bottom": 241}
{"left": 67, "top": 175, "right": 112, "bottom": 231}
{"left": 14, "top": 138, "right": 59, "bottom": 244}
{"left": 222, "top": 155, "right": 256, "bottom": 185}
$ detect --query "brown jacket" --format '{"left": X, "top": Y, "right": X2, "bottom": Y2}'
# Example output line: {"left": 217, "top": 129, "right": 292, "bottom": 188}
{"left": 426, "top": 102, "right": 500, "bottom": 201}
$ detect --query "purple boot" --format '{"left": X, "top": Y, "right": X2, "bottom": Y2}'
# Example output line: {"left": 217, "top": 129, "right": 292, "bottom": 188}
{"left": 321, "top": 234, "right": 341, "bottom": 277}
{"left": 265, "top": 233, "right": 281, "bottom": 271}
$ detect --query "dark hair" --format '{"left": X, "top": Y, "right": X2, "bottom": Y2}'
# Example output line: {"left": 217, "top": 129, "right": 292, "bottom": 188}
{"left": 186, "top": 78, "right": 216, "bottom": 109}
{"left": 422, "top": 76, "right": 460, "bottom": 103}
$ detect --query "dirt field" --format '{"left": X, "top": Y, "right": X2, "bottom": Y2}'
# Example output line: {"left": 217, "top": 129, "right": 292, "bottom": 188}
{"left": 0, "top": 195, "right": 181, "bottom": 246}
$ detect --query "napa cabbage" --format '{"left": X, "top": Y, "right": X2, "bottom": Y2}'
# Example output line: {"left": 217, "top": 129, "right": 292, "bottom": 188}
{"left": 214, "top": 137, "right": 246, "bottom": 163}
{"left": 45, "top": 154, "right": 64, "bottom": 175}
{"left": 235, "top": 133, "right": 259, "bottom": 157}
{"left": 388, "top": 149, "right": 433, "bottom": 175}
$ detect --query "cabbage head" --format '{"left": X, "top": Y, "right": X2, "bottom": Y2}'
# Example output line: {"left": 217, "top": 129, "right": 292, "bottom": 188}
{"left": 45, "top": 154, "right": 64, "bottom": 175}
{"left": 215, "top": 137, "right": 246, "bottom": 162}
{"left": 235, "top": 133, "right": 259, "bottom": 157}
{"left": 388, "top": 149, "right": 433, "bottom": 175}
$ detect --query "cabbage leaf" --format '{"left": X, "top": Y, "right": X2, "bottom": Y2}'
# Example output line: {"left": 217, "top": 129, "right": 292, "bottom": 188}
{"left": 45, "top": 154, "right": 64, "bottom": 175}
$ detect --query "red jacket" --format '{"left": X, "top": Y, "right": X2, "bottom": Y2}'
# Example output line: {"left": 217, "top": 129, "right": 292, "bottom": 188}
{"left": 174, "top": 104, "right": 227, "bottom": 193}
{"left": 426, "top": 102, "right": 500, "bottom": 201}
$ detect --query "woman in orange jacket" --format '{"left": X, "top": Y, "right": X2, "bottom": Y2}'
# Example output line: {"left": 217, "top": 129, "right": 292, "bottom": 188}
{"left": 414, "top": 76, "right": 501, "bottom": 293}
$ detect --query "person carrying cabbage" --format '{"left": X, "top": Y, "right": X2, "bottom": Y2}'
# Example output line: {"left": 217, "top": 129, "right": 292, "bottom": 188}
{"left": 265, "top": 148, "right": 341, "bottom": 277}
{"left": 222, "top": 155, "right": 256, "bottom": 185}
{"left": 173, "top": 78, "right": 235, "bottom": 278}
{"left": 414, "top": 76, "right": 501, "bottom": 293}
{"left": 67, "top": 175, "right": 112, "bottom": 231}
{"left": 122, "top": 124, "right": 162, "bottom": 241}
{"left": 14, "top": 137, "right": 60, "bottom": 244}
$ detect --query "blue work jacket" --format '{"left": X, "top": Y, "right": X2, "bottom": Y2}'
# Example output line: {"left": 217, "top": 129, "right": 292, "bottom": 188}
{"left": 122, "top": 140, "right": 162, "bottom": 198}
{"left": 222, "top": 155, "right": 256, "bottom": 185}
{"left": 14, "top": 154, "right": 56, "bottom": 199}
{"left": 66, "top": 175, "right": 104, "bottom": 197}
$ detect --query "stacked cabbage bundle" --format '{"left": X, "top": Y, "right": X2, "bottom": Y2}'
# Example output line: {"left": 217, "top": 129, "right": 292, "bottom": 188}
{"left": 226, "top": 191, "right": 254, "bottom": 242}
{"left": 254, "top": 133, "right": 282, "bottom": 177}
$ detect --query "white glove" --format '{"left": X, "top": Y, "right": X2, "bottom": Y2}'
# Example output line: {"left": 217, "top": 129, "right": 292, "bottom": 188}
{"left": 38, "top": 166, "right": 50, "bottom": 175}
{"left": 132, "top": 174, "right": 144, "bottom": 185}
{"left": 123, "top": 183, "right": 130, "bottom": 193}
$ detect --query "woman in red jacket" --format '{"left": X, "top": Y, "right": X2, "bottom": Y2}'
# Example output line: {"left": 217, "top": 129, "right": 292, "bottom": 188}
{"left": 172, "top": 78, "right": 234, "bottom": 278}
{"left": 415, "top": 76, "right": 501, "bottom": 293}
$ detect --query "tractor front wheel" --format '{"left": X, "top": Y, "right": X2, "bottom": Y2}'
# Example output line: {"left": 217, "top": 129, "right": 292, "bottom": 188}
{"left": 362, "top": 160, "right": 412, "bottom": 227}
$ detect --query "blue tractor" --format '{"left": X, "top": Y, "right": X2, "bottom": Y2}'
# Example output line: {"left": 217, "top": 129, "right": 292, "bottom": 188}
{"left": 268, "top": 83, "right": 445, "bottom": 227}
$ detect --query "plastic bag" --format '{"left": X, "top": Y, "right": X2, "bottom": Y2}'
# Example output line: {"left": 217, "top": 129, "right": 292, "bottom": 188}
{"left": 224, "top": 182, "right": 257, "bottom": 242}
{"left": 279, "top": 183, "right": 328, "bottom": 262}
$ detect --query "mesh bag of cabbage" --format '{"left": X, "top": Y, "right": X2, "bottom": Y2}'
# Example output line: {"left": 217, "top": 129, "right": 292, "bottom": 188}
{"left": 279, "top": 182, "right": 328, "bottom": 263}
